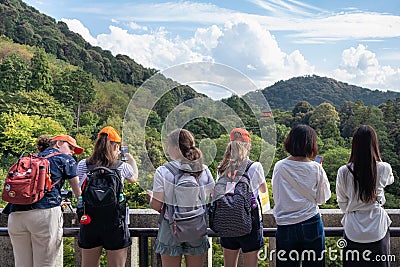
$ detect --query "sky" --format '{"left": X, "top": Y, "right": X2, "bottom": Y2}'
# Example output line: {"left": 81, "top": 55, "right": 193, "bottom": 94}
{"left": 23, "top": 0, "right": 400, "bottom": 99}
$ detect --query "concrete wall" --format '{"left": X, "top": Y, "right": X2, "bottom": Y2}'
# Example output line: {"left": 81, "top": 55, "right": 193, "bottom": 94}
{"left": 1, "top": 209, "right": 399, "bottom": 266}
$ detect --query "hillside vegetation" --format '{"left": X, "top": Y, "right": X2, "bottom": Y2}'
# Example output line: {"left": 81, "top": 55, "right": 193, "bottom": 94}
{"left": 257, "top": 75, "right": 400, "bottom": 110}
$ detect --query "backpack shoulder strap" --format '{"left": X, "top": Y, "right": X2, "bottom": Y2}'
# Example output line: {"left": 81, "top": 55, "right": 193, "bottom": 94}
{"left": 110, "top": 160, "right": 124, "bottom": 170}
{"left": 244, "top": 160, "right": 254, "bottom": 173}
{"left": 164, "top": 162, "right": 180, "bottom": 176}
{"left": 40, "top": 152, "right": 61, "bottom": 159}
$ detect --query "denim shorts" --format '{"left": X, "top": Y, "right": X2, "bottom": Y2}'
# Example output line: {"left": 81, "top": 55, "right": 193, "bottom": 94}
{"left": 276, "top": 214, "right": 325, "bottom": 267}
{"left": 154, "top": 218, "right": 210, "bottom": 256}
{"left": 220, "top": 221, "right": 264, "bottom": 253}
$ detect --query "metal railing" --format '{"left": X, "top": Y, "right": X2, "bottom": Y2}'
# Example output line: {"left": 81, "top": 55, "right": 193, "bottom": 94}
{"left": 1, "top": 227, "right": 400, "bottom": 267}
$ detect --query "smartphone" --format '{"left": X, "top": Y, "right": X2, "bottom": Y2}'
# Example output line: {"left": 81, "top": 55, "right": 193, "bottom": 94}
{"left": 121, "top": 145, "right": 129, "bottom": 161}
{"left": 314, "top": 155, "right": 323, "bottom": 164}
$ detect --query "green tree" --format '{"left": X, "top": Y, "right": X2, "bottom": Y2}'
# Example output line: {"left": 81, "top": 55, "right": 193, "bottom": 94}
{"left": 309, "top": 102, "right": 340, "bottom": 138}
{"left": 53, "top": 68, "right": 95, "bottom": 128}
{"left": 0, "top": 52, "right": 31, "bottom": 92}
{"left": 292, "top": 101, "right": 314, "bottom": 125}
{"left": 29, "top": 48, "right": 53, "bottom": 93}
{"left": 0, "top": 112, "right": 66, "bottom": 155}
{"left": 0, "top": 90, "right": 74, "bottom": 130}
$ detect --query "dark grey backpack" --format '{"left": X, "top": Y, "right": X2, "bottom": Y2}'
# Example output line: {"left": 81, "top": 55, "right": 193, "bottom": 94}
{"left": 161, "top": 162, "right": 207, "bottom": 242}
{"left": 209, "top": 160, "right": 260, "bottom": 237}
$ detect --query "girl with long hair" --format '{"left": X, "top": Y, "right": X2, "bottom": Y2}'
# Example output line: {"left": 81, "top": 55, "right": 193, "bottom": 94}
{"left": 148, "top": 128, "right": 214, "bottom": 267}
{"left": 336, "top": 125, "right": 394, "bottom": 266}
{"left": 217, "top": 128, "right": 267, "bottom": 267}
{"left": 272, "top": 124, "right": 331, "bottom": 267}
{"left": 76, "top": 126, "right": 138, "bottom": 267}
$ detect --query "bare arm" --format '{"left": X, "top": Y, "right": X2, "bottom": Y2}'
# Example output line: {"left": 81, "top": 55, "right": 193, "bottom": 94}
{"left": 126, "top": 153, "right": 138, "bottom": 183}
{"left": 147, "top": 190, "right": 164, "bottom": 212}
{"left": 259, "top": 182, "right": 267, "bottom": 193}
{"left": 69, "top": 176, "right": 81, "bottom": 197}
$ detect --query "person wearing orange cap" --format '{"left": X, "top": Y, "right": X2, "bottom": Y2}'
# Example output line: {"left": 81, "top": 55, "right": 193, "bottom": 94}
{"left": 76, "top": 126, "right": 138, "bottom": 267}
{"left": 217, "top": 128, "right": 267, "bottom": 267}
{"left": 7, "top": 134, "right": 83, "bottom": 267}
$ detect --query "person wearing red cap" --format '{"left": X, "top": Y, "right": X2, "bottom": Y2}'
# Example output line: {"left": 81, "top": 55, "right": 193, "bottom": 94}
{"left": 76, "top": 126, "right": 138, "bottom": 267}
{"left": 217, "top": 128, "right": 267, "bottom": 267}
{"left": 7, "top": 134, "right": 83, "bottom": 267}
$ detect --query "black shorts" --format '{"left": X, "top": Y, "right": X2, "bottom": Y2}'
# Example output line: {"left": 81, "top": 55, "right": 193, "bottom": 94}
{"left": 220, "top": 221, "right": 264, "bottom": 253}
{"left": 78, "top": 218, "right": 131, "bottom": 250}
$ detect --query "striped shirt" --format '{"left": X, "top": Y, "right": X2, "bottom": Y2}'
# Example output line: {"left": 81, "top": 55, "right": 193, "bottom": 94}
{"left": 77, "top": 159, "right": 135, "bottom": 187}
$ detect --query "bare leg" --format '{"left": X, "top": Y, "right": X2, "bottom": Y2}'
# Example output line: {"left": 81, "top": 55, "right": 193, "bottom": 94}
{"left": 223, "top": 248, "right": 240, "bottom": 267}
{"left": 106, "top": 247, "right": 128, "bottom": 267}
{"left": 81, "top": 246, "right": 103, "bottom": 267}
{"left": 160, "top": 254, "right": 182, "bottom": 267}
{"left": 185, "top": 253, "right": 206, "bottom": 267}
{"left": 243, "top": 250, "right": 259, "bottom": 267}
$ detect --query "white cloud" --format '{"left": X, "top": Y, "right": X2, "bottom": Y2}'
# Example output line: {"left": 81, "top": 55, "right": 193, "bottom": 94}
{"left": 95, "top": 26, "right": 211, "bottom": 70}
{"left": 60, "top": 18, "right": 98, "bottom": 46}
{"left": 333, "top": 44, "right": 400, "bottom": 91}
{"left": 62, "top": 17, "right": 314, "bottom": 91}
{"left": 128, "top": 22, "right": 148, "bottom": 31}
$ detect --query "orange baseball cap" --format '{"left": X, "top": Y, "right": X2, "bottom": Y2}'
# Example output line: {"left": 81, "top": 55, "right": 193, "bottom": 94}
{"left": 98, "top": 126, "right": 121, "bottom": 143}
{"left": 230, "top": 128, "right": 251, "bottom": 143}
{"left": 51, "top": 135, "right": 84, "bottom": 154}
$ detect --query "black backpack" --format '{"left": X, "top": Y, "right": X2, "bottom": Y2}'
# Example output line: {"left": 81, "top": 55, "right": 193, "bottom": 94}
{"left": 79, "top": 161, "right": 125, "bottom": 222}
{"left": 209, "top": 160, "right": 261, "bottom": 237}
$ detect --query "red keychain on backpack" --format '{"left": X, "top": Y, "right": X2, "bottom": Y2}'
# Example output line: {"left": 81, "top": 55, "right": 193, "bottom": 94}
{"left": 80, "top": 214, "right": 91, "bottom": 225}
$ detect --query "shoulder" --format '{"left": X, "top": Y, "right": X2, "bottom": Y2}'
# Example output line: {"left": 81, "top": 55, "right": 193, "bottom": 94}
{"left": 273, "top": 158, "right": 286, "bottom": 168}
{"left": 43, "top": 148, "right": 76, "bottom": 164}
{"left": 377, "top": 161, "right": 392, "bottom": 170}
{"left": 77, "top": 159, "right": 87, "bottom": 167}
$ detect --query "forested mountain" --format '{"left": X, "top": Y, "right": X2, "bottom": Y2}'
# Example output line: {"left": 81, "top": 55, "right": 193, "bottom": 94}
{"left": 0, "top": 0, "right": 156, "bottom": 86}
{"left": 256, "top": 75, "right": 400, "bottom": 110}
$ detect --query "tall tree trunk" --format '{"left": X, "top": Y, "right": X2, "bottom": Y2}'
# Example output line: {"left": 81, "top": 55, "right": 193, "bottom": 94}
{"left": 76, "top": 103, "right": 81, "bottom": 129}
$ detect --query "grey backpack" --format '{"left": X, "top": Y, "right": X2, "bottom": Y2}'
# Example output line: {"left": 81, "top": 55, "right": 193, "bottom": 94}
{"left": 161, "top": 162, "right": 207, "bottom": 242}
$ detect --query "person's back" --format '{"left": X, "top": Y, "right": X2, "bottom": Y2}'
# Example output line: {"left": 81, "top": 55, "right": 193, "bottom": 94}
{"left": 7, "top": 134, "right": 83, "bottom": 267}
{"left": 272, "top": 158, "right": 329, "bottom": 225}
{"left": 217, "top": 128, "right": 267, "bottom": 267}
{"left": 148, "top": 128, "right": 214, "bottom": 267}
{"left": 77, "top": 126, "right": 138, "bottom": 267}
{"left": 336, "top": 125, "right": 394, "bottom": 267}
{"left": 272, "top": 124, "right": 330, "bottom": 267}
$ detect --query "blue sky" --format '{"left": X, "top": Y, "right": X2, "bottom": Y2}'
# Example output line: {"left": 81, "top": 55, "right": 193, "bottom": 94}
{"left": 24, "top": 0, "right": 400, "bottom": 98}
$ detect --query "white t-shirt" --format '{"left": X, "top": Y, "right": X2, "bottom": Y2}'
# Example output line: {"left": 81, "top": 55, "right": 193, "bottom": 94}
{"left": 215, "top": 161, "right": 266, "bottom": 199}
{"left": 272, "top": 158, "right": 331, "bottom": 226}
{"left": 77, "top": 159, "right": 136, "bottom": 187}
{"left": 336, "top": 161, "right": 394, "bottom": 242}
{"left": 152, "top": 161, "right": 215, "bottom": 206}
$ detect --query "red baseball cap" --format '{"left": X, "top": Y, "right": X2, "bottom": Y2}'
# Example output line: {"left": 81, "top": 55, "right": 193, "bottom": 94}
{"left": 98, "top": 126, "right": 122, "bottom": 143}
{"left": 230, "top": 128, "right": 251, "bottom": 143}
{"left": 51, "top": 135, "right": 84, "bottom": 155}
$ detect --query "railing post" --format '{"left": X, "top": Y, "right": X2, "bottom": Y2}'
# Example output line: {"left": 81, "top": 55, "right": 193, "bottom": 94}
{"left": 0, "top": 235, "right": 14, "bottom": 267}
{"left": 139, "top": 236, "right": 148, "bottom": 267}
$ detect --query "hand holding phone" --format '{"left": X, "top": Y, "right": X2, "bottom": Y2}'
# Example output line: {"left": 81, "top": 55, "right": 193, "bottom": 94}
{"left": 314, "top": 155, "right": 323, "bottom": 164}
{"left": 121, "top": 145, "right": 129, "bottom": 161}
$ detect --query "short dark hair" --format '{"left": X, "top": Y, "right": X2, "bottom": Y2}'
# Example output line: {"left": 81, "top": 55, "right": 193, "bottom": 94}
{"left": 284, "top": 124, "right": 318, "bottom": 158}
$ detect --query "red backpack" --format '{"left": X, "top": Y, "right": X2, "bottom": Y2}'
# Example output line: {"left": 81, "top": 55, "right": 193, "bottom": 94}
{"left": 2, "top": 152, "right": 59, "bottom": 205}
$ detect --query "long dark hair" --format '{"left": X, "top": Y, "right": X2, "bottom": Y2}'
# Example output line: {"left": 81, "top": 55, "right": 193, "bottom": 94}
{"left": 168, "top": 129, "right": 203, "bottom": 177}
{"left": 348, "top": 125, "right": 381, "bottom": 202}
{"left": 86, "top": 133, "right": 118, "bottom": 167}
